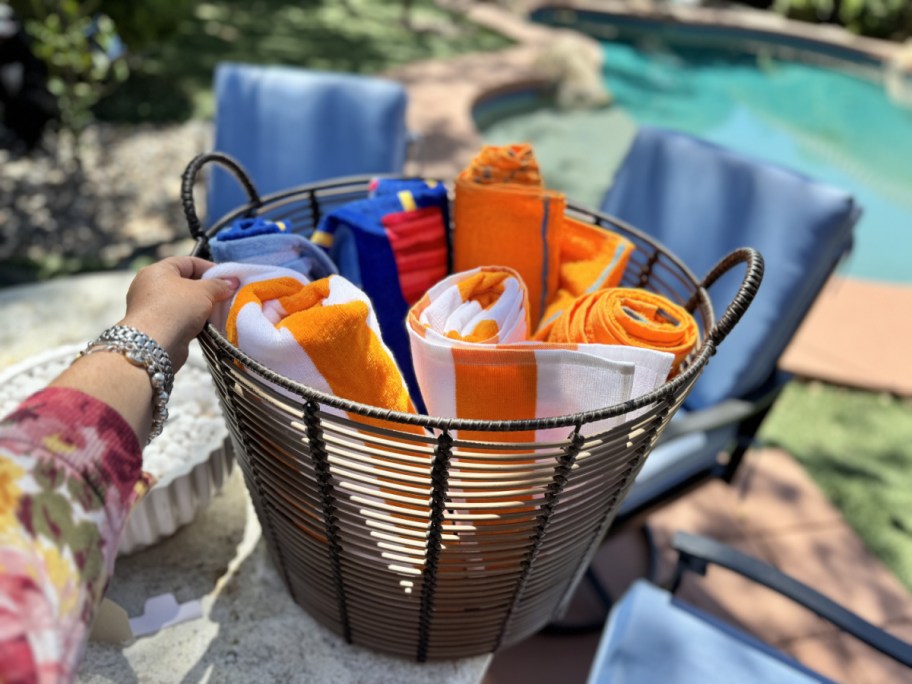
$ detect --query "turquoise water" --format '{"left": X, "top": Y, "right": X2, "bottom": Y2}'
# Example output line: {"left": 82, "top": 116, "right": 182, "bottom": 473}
{"left": 480, "top": 39, "right": 912, "bottom": 283}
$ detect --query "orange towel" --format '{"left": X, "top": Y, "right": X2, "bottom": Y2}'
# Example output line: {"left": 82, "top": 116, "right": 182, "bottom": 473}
{"left": 535, "top": 217, "right": 635, "bottom": 340}
{"left": 453, "top": 144, "right": 566, "bottom": 328}
{"left": 544, "top": 288, "right": 698, "bottom": 375}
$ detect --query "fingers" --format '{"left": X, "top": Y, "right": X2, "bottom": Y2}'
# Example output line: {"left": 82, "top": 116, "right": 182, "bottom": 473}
{"left": 164, "top": 256, "right": 216, "bottom": 281}
{"left": 199, "top": 275, "right": 240, "bottom": 303}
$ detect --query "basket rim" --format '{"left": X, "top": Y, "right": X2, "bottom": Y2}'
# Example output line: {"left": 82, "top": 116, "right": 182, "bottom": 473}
{"left": 193, "top": 175, "right": 718, "bottom": 433}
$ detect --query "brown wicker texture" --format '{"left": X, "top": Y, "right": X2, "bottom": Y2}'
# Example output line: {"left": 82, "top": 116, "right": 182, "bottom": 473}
{"left": 183, "top": 153, "right": 763, "bottom": 660}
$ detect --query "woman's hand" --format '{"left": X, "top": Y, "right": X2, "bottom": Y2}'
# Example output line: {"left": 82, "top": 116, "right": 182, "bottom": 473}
{"left": 119, "top": 257, "right": 239, "bottom": 371}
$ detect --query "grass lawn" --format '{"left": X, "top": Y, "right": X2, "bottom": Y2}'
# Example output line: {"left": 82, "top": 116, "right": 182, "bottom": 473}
{"left": 760, "top": 381, "right": 912, "bottom": 590}
{"left": 95, "top": 0, "right": 512, "bottom": 123}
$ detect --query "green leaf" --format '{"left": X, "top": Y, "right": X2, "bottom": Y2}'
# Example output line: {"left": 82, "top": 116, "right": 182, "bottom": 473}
{"left": 66, "top": 475, "right": 102, "bottom": 512}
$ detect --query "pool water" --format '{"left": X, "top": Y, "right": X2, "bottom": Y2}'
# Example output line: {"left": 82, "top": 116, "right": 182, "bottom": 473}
{"left": 479, "top": 39, "right": 912, "bottom": 283}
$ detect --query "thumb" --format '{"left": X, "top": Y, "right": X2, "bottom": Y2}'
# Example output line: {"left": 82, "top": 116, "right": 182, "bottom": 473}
{"left": 200, "top": 277, "right": 240, "bottom": 303}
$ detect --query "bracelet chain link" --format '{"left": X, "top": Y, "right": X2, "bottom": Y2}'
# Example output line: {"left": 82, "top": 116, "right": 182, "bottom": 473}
{"left": 80, "top": 325, "right": 174, "bottom": 444}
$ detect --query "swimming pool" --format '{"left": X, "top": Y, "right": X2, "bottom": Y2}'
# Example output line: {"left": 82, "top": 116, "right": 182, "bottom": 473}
{"left": 476, "top": 12, "right": 912, "bottom": 284}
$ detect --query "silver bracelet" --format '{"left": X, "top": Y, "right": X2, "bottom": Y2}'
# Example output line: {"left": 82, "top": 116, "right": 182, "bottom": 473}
{"left": 80, "top": 325, "right": 174, "bottom": 444}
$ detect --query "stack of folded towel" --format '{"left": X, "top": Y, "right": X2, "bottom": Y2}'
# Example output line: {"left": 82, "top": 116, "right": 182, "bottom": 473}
{"left": 203, "top": 144, "right": 699, "bottom": 436}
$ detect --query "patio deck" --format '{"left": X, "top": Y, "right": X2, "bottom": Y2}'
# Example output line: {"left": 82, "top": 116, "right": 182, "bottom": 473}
{"left": 386, "top": 3, "right": 912, "bottom": 681}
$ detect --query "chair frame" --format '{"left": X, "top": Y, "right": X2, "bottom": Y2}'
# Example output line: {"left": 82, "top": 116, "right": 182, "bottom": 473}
{"left": 669, "top": 532, "right": 912, "bottom": 668}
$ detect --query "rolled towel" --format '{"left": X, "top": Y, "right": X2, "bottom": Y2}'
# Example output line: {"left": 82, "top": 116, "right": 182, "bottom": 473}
{"left": 407, "top": 267, "right": 674, "bottom": 442}
{"left": 544, "top": 288, "right": 699, "bottom": 376}
{"left": 205, "top": 262, "right": 427, "bottom": 571}
{"left": 453, "top": 144, "right": 565, "bottom": 328}
{"left": 205, "top": 263, "right": 417, "bottom": 419}
{"left": 536, "top": 216, "right": 635, "bottom": 340}
{"left": 209, "top": 216, "right": 337, "bottom": 279}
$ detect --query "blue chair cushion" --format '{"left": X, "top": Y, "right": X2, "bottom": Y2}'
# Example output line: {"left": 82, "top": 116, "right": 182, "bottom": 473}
{"left": 601, "top": 127, "right": 858, "bottom": 410}
{"left": 208, "top": 63, "right": 409, "bottom": 224}
{"left": 588, "top": 580, "right": 833, "bottom": 684}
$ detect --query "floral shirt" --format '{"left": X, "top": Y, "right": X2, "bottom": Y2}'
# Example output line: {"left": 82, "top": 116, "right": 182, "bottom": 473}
{"left": 0, "top": 388, "right": 146, "bottom": 684}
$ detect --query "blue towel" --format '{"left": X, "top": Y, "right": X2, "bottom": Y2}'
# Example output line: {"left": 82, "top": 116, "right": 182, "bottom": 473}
{"left": 371, "top": 178, "right": 450, "bottom": 230}
{"left": 313, "top": 181, "right": 449, "bottom": 412}
{"left": 210, "top": 217, "right": 338, "bottom": 279}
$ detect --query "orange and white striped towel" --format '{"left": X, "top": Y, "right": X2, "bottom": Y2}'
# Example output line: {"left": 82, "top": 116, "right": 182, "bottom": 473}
{"left": 205, "top": 262, "right": 417, "bottom": 419}
{"left": 407, "top": 267, "right": 675, "bottom": 441}
{"left": 205, "top": 262, "right": 429, "bottom": 574}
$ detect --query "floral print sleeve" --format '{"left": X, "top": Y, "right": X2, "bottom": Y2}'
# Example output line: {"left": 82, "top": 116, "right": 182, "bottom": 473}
{"left": 0, "top": 388, "right": 145, "bottom": 684}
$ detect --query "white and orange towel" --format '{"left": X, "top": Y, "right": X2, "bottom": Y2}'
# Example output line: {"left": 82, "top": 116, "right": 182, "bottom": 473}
{"left": 205, "top": 262, "right": 417, "bottom": 420}
{"left": 407, "top": 267, "right": 675, "bottom": 441}
{"left": 205, "top": 262, "right": 429, "bottom": 574}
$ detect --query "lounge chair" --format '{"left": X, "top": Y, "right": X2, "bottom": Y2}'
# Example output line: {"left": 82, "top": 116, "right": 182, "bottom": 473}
{"left": 545, "top": 126, "right": 860, "bottom": 633}
{"left": 600, "top": 126, "right": 860, "bottom": 528}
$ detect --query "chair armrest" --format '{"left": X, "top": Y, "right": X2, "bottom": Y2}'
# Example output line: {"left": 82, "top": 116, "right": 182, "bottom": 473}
{"left": 658, "top": 398, "right": 757, "bottom": 441}
{"left": 659, "top": 369, "right": 790, "bottom": 442}
{"left": 669, "top": 532, "right": 912, "bottom": 667}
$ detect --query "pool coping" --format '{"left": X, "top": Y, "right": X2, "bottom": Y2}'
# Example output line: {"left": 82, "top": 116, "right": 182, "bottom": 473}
{"left": 527, "top": 0, "right": 901, "bottom": 64}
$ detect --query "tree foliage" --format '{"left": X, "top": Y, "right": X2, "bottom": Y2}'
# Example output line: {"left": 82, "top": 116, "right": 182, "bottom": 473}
{"left": 11, "top": 1, "right": 128, "bottom": 164}
{"left": 772, "top": 0, "right": 912, "bottom": 40}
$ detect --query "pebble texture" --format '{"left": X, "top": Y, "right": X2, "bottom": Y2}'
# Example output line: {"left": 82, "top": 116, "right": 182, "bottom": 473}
{"left": 1, "top": 122, "right": 210, "bottom": 281}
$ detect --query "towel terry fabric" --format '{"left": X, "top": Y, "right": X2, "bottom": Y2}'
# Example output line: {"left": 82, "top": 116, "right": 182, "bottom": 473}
{"left": 535, "top": 216, "right": 635, "bottom": 340}
{"left": 453, "top": 144, "right": 565, "bottom": 328}
{"left": 205, "top": 263, "right": 417, "bottom": 421}
{"left": 209, "top": 216, "right": 338, "bottom": 279}
{"left": 204, "top": 262, "right": 428, "bottom": 563}
{"left": 311, "top": 180, "right": 449, "bottom": 411}
{"left": 407, "top": 267, "right": 675, "bottom": 443}
{"left": 543, "top": 288, "right": 699, "bottom": 376}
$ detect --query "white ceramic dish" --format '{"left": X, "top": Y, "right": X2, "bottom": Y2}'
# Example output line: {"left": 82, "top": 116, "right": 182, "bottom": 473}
{"left": 0, "top": 341, "right": 233, "bottom": 555}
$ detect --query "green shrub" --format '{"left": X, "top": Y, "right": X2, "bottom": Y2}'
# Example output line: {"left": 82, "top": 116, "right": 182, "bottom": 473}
{"left": 773, "top": 0, "right": 912, "bottom": 39}
{"left": 840, "top": 0, "right": 912, "bottom": 40}
{"left": 15, "top": 1, "right": 129, "bottom": 164}
{"left": 95, "top": 0, "right": 196, "bottom": 52}
{"left": 12, "top": 0, "right": 195, "bottom": 51}
{"left": 772, "top": 0, "right": 833, "bottom": 23}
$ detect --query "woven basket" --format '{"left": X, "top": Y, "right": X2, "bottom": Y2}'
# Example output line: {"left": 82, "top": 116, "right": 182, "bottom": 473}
{"left": 182, "top": 153, "right": 762, "bottom": 660}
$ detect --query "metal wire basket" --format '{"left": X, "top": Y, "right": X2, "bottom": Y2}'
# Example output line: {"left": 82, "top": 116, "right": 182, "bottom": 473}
{"left": 182, "top": 152, "right": 763, "bottom": 661}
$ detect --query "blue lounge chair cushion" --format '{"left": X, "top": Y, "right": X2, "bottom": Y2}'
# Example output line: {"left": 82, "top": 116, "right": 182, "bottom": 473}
{"left": 209, "top": 63, "right": 409, "bottom": 225}
{"left": 601, "top": 127, "right": 858, "bottom": 410}
{"left": 588, "top": 580, "right": 833, "bottom": 684}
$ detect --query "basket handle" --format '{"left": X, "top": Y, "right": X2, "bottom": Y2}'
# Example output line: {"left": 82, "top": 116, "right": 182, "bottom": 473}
{"left": 697, "top": 247, "right": 764, "bottom": 348}
{"left": 180, "top": 152, "right": 262, "bottom": 240}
